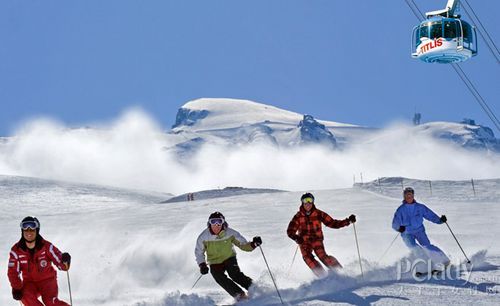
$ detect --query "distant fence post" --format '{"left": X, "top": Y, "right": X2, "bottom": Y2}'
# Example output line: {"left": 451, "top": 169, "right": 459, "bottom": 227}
{"left": 353, "top": 174, "right": 356, "bottom": 185}
{"left": 360, "top": 172, "right": 364, "bottom": 184}
{"left": 471, "top": 178, "right": 476, "bottom": 196}
{"left": 400, "top": 178, "right": 404, "bottom": 191}
{"left": 429, "top": 180, "right": 433, "bottom": 196}
{"left": 378, "top": 177, "right": 382, "bottom": 193}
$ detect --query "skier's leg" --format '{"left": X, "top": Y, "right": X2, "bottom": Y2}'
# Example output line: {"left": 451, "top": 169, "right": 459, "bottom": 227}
{"left": 415, "top": 231, "right": 450, "bottom": 267}
{"left": 39, "top": 278, "right": 70, "bottom": 306}
{"left": 21, "top": 281, "right": 44, "bottom": 306}
{"left": 224, "top": 256, "right": 252, "bottom": 290}
{"left": 300, "top": 242, "right": 326, "bottom": 277}
{"left": 210, "top": 263, "right": 245, "bottom": 297}
{"left": 401, "top": 233, "right": 418, "bottom": 248}
{"left": 402, "top": 232, "right": 428, "bottom": 274}
{"left": 312, "top": 241, "right": 342, "bottom": 269}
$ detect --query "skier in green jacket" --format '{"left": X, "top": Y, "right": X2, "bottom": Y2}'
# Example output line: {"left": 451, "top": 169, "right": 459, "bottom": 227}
{"left": 195, "top": 211, "right": 262, "bottom": 301}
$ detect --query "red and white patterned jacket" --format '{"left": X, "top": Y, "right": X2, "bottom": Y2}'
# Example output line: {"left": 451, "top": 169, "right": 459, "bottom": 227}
{"left": 287, "top": 204, "right": 350, "bottom": 243}
{"left": 7, "top": 236, "right": 67, "bottom": 289}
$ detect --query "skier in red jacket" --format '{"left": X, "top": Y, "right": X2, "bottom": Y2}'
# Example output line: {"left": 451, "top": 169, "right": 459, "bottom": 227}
{"left": 287, "top": 193, "right": 356, "bottom": 277}
{"left": 7, "top": 216, "right": 71, "bottom": 306}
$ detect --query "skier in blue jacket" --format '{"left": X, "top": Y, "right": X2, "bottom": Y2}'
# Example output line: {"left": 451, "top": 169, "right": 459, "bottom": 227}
{"left": 392, "top": 187, "right": 450, "bottom": 269}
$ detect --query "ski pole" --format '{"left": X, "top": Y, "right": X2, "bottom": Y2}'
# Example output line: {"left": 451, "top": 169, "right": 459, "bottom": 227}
{"left": 66, "top": 270, "right": 73, "bottom": 306}
{"left": 378, "top": 232, "right": 399, "bottom": 262}
{"left": 353, "top": 223, "right": 364, "bottom": 279}
{"left": 445, "top": 221, "right": 471, "bottom": 263}
{"left": 258, "top": 246, "right": 284, "bottom": 305}
{"left": 287, "top": 245, "right": 299, "bottom": 275}
{"left": 191, "top": 274, "right": 203, "bottom": 290}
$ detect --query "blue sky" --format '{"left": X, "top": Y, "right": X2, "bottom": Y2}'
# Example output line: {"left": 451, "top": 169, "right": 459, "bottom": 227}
{"left": 0, "top": 0, "right": 498, "bottom": 135}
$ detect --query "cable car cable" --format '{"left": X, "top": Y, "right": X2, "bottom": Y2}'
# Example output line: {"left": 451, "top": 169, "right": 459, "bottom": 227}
{"left": 403, "top": 0, "right": 500, "bottom": 133}
{"left": 461, "top": 0, "right": 500, "bottom": 63}
{"left": 463, "top": 6, "right": 500, "bottom": 64}
{"left": 451, "top": 63, "right": 500, "bottom": 132}
{"left": 462, "top": 1, "right": 500, "bottom": 56}
{"left": 404, "top": 0, "right": 425, "bottom": 20}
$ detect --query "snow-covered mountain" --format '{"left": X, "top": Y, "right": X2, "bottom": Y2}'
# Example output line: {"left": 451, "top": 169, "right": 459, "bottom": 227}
{"left": 169, "top": 98, "right": 371, "bottom": 154}
{"left": 169, "top": 98, "right": 500, "bottom": 156}
{"left": 414, "top": 121, "right": 500, "bottom": 151}
{"left": 0, "top": 98, "right": 499, "bottom": 196}
{"left": 1, "top": 98, "right": 498, "bottom": 159}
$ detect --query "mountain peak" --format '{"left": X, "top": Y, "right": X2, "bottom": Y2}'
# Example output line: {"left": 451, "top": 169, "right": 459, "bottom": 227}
{"left": 298, "top": 114, "right": 337, "bottom": 147}
{"left": 172, "top": 98, "right": 303, "bottom": 130}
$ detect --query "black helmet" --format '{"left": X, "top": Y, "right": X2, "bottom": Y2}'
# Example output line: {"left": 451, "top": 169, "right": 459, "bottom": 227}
{"left": 403, "top": 187, "right": 415, "bottom": 195}
{"left": 207, "top": 211, "right": 228, "bottom": 229}
{"left": 20, "top": 216, "right": 40, "bottom": 234}
{"left": 300, "top": 192, "right": 315, "bottom": 203}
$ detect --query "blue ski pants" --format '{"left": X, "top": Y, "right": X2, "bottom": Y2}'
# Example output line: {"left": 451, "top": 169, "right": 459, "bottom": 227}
{"left": 401, "top": 230, "right": 449, "bottom": 266}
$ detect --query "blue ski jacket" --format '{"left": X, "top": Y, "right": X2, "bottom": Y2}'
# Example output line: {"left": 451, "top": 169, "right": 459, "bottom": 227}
{"left": 392, "top": 201, "right": 442, "bottom": 234}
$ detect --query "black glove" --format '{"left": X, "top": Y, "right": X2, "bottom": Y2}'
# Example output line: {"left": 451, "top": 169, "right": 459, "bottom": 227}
{"left": 398, "top": 226, "right": 406, "bottom": 233}
{"left": 62, "top": 252, "right": 71, "bottom": 265}
{"left": 199, "top": 262, "right": 209, "bottom": 275}
{"left": 348, "top": 214, "right": 356, "bottom": 223}
{"left": 440, "top": 215, "right": 447, "bottom": 223}
{"left": 12, "top": 288, "right": 22, "bottom": 300}
{"left": 294, "top": 235, "right": 304, "bottom": 244}
{"left": 251, "top": 236, "right": 262, "bottom": 248}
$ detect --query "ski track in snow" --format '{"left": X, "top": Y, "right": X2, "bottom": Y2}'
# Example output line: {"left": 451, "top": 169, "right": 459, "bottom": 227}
{"left": 0, "top": 175, "right": 499, "bottom": 305}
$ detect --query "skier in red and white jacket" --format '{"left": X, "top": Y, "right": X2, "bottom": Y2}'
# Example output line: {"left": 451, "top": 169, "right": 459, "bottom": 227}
{"left": 7, "top": 216, "right": 71, "bottom": 306}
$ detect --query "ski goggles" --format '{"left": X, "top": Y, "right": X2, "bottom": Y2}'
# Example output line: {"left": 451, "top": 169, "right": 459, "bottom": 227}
{"left": 209, "top": 218, "right": 224, "bottom": 226}
{"left": 301, "top": 197, "right": 314, "bottom": 204}
{"left": 20, "top": 220, "right": 39, "bottom": 230}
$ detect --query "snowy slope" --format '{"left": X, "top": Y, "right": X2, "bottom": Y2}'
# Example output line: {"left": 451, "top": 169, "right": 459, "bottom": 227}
{"left": 1, "top": 175, "right": 499, "bottom": 305}
{"left": 162, "top": 186, "right": 284, "bottom": 203}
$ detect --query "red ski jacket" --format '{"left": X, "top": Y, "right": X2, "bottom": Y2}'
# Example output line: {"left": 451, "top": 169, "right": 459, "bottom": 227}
{"left": 287, "top": 204, "right": 350, "bottom": 243}
{"left": 7, "top": 236, "right": 68, "bottom": 290}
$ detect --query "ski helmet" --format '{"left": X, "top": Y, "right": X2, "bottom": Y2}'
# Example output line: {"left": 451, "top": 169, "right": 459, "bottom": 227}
{"left": 300, "top": 192, "right": 315, "bottom": 203}
{"left": 403, "top": 187, "right": 415, "bottom": 195}
{"left": 207, "top": 211, "right": 228, "bottom": 229}
{"left": 20, "top": 216, "right": 40, "bottom": 234}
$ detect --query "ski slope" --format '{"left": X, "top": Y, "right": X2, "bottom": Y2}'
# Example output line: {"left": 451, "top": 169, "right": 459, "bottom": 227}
{"left": 0, "top": 175, "right": 499, "bottom": 305}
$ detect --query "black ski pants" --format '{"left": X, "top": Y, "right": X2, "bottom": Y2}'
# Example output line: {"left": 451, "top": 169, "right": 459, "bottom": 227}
{"left": 210, "top": 256, "right": 252, "bottom": 297}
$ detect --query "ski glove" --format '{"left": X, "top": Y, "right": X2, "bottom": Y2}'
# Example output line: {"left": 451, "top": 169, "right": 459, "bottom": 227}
{"left": 292, "top": 235, "right": 304, "bottom": 244}
{"left": 398, "top": 226, "right": 406, "bottom": 233}
{"left": 199, "top": 262, "right": 209, "bottom": 275}
{"left": 251, "top": 236, "right": 262, "bottom": 248}
{"left": 440, "top": 215, "right": 447, "bottom": 223}
{"left": 348, "top": 214, "right": 356, "bottom": 223}
{"left": 62, "top": 252, "right": 71, "bottom": 265}
{"left": 12, "top": 288, "right": 22, "bottom": 300}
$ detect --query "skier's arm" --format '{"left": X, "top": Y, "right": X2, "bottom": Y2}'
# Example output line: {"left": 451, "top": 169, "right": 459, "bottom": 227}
{"left": 422, "top": 205, "right": 442, "bottom": 224}
{"left": 287, "top": 214, "right": 300, "bottom": 240}
{"left": 229, "top": 229, "right": 254, "bottom": 252}
{"left": 7, "top": 250, "right": 23, "bottom": 290}
{"left": 321, "top": 211, "right": 350, "bottom": 229}
{"left": 46, "top": 242, "right": 68, "bottom": 271}
{"left": 392, "top": 207, "right": 406, "bottom": 231}
{"left": 195, "top": 233, "right": 207, "bottom": 265}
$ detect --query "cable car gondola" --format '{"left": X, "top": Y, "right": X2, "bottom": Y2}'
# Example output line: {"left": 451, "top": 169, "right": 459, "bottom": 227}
{"left": 411, "top": 0, "right": 477, "bottom": 63}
